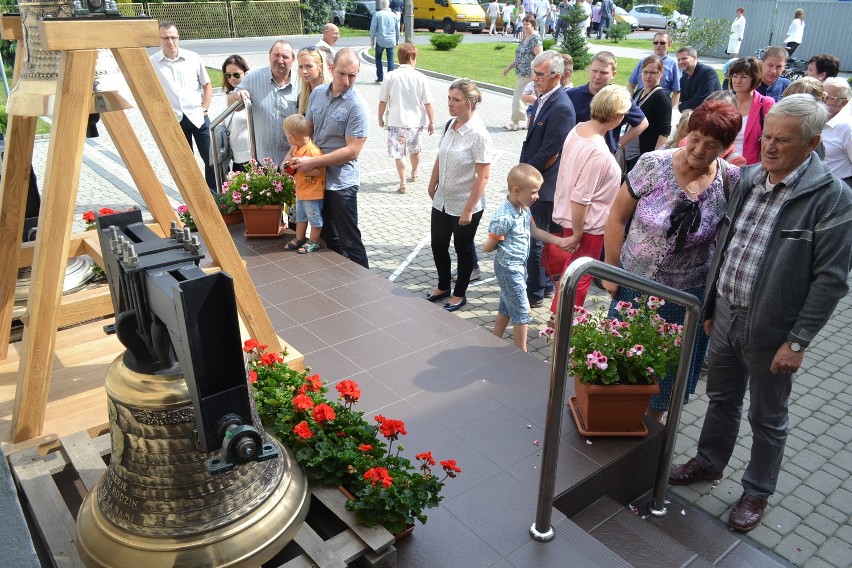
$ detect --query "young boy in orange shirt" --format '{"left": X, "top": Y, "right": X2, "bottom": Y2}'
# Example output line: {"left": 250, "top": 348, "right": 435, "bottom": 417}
{"left": 283, "top": 114, "right": 326, "bottom": 254}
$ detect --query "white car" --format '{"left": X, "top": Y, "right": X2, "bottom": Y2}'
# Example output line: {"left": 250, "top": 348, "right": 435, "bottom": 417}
{"left": 628, "top": 4, "right": 689, "bottom": 30}
{"left": 614, "top": 6, "right": 639, "bottom": 31}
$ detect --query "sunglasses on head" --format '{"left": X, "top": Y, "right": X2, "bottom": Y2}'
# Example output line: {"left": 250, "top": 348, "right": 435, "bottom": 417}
{"left": 224, "top": 72, "right": 243, "bottom": 79}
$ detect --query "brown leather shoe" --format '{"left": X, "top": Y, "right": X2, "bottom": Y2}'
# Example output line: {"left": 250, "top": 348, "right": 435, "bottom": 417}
{"left": 728, "top": 493, "right": 768, "bottom": 532}
{"left": 668, "top": 458, "right": 723, "bottom": 485}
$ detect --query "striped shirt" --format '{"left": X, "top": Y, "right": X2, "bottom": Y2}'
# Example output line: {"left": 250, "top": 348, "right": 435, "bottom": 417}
{"left": 717, "top": 157, "right": 812, "bottom": 307}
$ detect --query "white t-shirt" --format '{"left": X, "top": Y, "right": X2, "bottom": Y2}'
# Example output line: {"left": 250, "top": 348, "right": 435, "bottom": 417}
{"left": 378, "top": 65, "right": 434, "bottom": 128}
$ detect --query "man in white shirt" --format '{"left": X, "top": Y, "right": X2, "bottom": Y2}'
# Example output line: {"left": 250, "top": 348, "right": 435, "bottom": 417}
{"left": 501, "top": 2, "right": 515, "bottom": 35}
{"left": 316, "top": 23, "right": 340, "bottom": 55}
{"left": 534, "top": 0, "right": 550, "bottom": 37}
{"left": 822, "top": 77, "right": 852, "bottom": 187}
{"left": 487, "top": 0, "right": 501, "bottom": 35}
{"left": 150, "top": 21, "right": 214, "bottom": 190}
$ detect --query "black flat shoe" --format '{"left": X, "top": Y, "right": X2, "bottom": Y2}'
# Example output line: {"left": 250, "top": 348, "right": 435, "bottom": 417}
{"left": 425, "top": 290, "right": 451, "bottom": 302}
{"left": 444, "top": 298, "right": 466, "bottom": 312}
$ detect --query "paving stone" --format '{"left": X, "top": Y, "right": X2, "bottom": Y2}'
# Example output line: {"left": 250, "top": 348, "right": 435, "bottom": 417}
{"left": 694, "top": 493, "right": 730, "bottom": 517}
{"left": 806, "top": 471, "right": 843, "bottom": 495}
{"left": 815, "top": 537, "right": 852, "bottom": 568}
{"left": 779, "top": 494, "right": 817, "bottom": 518}
{"left": 802, "top": 557, "right": 838, "bottom": 568}
{"left": 777, "top": 530, "right": 819, "bottom": 563}
{"left": 791, "top": 449, "right": 829, "bottom": 473}
{"left": 803, "top": 513, "right": 840, "bottom": 538}
{"left": 764, "top": 506, "right": 804, "bottom": 534}
{"left": 825, "top": 422, "right": 852, "bottom": 444}
{"left": 836, "top": 524, "right": 852, "bottom": 545}
{"left": 815, "top": 503, "right": 848, "bottom": 525}
{"left": 749, "top": 523, "right": 783, "bottom": 549}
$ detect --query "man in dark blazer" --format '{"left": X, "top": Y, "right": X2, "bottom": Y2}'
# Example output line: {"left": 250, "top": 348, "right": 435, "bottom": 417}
{"left": 676, "top": 46, "right": 721, "bottom": 112}
{"left": 521, "top": 50, "right": 577, "bottom": 308}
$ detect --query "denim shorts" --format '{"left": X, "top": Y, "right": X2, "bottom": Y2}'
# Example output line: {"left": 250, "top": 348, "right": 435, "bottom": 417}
{"left": 294, "top": 198, "right": 323, "bottom": 227}
{"left": 495, "top": 262, "right": 532, "bottom": 325}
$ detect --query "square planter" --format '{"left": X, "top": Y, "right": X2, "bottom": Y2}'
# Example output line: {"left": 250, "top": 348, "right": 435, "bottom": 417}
{"left": 569, "top": 375, "right": 660, "bottom": 437}
{"left": 241, "top": 204, "right": 286, "bottom": 238}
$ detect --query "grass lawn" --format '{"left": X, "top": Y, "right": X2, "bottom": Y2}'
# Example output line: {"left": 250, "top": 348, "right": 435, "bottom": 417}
{"left": 588, "top": 38, "right": 656, "bottom": 50}
{"left": 410, "top": 42, "right": 638, "bottom": 89}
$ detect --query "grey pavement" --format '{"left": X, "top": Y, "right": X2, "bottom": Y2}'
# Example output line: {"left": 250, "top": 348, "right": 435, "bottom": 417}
{"left": 29, "top": 37, "right": 851, "bottom": 568}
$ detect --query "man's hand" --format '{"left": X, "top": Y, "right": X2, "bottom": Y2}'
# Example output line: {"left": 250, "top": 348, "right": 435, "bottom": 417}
{"left": 290, "top": 156, "right": 322, "bottom": 177}
{"left": 427, "top": 121, "right": 434, "bottom": 135}
{"left": 770, "top": 342, "right": 805, "bottom": 374}
{"left": 233, "top": 90, "right": 250, "bottom": 103}
{"left": 602, "top": 280, "right": 619, "bottom": 297}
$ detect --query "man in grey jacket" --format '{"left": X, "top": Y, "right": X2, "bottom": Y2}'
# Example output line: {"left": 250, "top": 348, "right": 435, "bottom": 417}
{"left": 669, "top": 95, "right": 852, "bottom": 533}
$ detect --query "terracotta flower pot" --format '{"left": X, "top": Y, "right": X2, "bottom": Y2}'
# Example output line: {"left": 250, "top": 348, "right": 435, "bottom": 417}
{"left": 221, "top": 211, "right": 244, "bottom": 226}
{"left": 240, "top": 204, "right": 286, "bottom": 238}
{"left": 568, "top": 375, "right": 660, "bottom": 437}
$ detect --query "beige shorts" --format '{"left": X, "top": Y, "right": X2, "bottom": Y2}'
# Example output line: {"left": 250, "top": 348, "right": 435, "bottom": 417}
{"left": 387, "top": 126, "right": 425, "bottom": 159}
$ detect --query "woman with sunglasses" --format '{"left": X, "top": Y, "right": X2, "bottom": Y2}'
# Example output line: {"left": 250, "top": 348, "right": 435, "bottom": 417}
{"left": 221, "top": 54, "right": 252, "bottom": 172}
{"left": 297, "top": 46, "right": 331, "bottom": 115}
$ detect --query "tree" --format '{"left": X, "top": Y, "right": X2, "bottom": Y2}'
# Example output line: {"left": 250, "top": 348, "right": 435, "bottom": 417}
{"left": 670, "top": 18, "right": 728, "bottom": 55}
{"left": 301, "top": 0, "right": 347, "bottom": 34}
{"left": 559, "top": 5, "right": 592, "bottom": 70}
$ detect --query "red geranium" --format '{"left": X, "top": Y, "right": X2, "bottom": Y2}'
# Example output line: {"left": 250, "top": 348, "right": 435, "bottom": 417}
{"left": 82, "top": 211, "right": 96, "bottom": 223}
{"left": 293, "top": 421, "right": 313, "bottom": 439}
{"left": 378, "top": 418, "right": 407, "bottom": 441}
{"left": 248, "top": 370, "right": 257, "bottom": 383}
{"left": 311, "top": 403, "right": 336, "bottom": 424}
{"left": 292, "top": 394, "right": 315, "bottom": 411}
{"left": 359, "top": 444, "right": 373, "bottom": 452}
{"left": 243, "top": 338, "right": 268, "bottom": 353}
{"left": 259, "top": 352, "right": 283, "bottom": 366}
{"left": 364, "top": 467, "right": 393, "bottom": 488}
{"left": 440, "top": 459, "right": 462, "bottom": 477}
{"left": 304, "top": 374, "right": 323, "bottom": 392}
{"left": 335, "top": 379, "right": 361, "bottom": 404}
{"left": 416, "top": 451, "right": 435, "bottom": 466}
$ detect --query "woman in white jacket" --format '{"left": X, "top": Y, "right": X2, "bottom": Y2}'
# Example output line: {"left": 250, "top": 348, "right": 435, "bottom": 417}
{"left": 727, "top": 7, "right": 746, "bottom": 59}
{"left": 784, "top": 8, "right": 805, "bottom": 56}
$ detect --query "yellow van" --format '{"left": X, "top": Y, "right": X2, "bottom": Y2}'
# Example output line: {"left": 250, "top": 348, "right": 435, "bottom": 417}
{"left": 412, "top": 0, "right": 486, "bottom": 34}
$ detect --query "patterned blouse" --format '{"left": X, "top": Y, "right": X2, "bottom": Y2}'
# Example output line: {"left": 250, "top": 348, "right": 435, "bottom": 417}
{"left": 514, "top": 33, "right": 542, "bottom": 77}
{"left": 621, "top": 149, "right": 741, "bottom": 290}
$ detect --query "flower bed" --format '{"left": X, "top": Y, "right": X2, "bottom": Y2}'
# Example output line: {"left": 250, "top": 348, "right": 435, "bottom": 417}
{"left": 247, "top": 340, "right": 460, "bottom": 534}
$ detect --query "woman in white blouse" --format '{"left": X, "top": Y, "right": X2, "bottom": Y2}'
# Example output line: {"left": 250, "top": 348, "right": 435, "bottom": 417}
{"left": 426, "top": 79, "right": 493, "bottom": 312}
{"left": 221, "top": 55, "right": 252, "bottom": 171}
{"left": 784, "top": 8, "right": 805, "bottom": 56}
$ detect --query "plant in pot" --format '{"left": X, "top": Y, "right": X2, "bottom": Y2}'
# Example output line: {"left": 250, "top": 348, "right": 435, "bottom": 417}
{"left": 246, "top": 340, "right": 460, "bottom": 537}
{"left": 223, "top": 158, "right": 295, "bottom": 237}
{"left": 554, "top": 296, "right": 683, "bottom": 436}
{"left": 213, "top": 191, "right": 243, "bottom": 225}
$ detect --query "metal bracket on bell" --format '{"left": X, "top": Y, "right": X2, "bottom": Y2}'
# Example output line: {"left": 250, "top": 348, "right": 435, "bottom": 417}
{"left": 205, "top": 423, "right": 279, "bottom": 475}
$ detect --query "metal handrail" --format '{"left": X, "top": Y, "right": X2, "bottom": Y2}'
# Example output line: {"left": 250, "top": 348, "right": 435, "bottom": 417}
{"left": 529, "top": 257, "right": 701, "bottom": 542}
{"left": 209, "top": 99, "right": 256, "bottom": 192}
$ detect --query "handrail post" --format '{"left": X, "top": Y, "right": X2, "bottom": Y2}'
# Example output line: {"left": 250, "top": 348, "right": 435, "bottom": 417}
{"left": 530, "top": 258, "right": 701, "bottom": 541}
{"left": 209, "top": 99, "right": 254, "bottom": 192}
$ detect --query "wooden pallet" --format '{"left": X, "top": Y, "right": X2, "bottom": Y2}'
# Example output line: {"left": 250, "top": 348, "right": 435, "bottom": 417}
{"left": 7, "top": 429, "right": 398, "bottom": 568}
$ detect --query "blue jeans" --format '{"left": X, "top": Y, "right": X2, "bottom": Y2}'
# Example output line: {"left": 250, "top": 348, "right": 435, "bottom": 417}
{"left": 320, "top": 186, "right": 369, "bottom": 268}
{"left": 496, "top": 263, "right": 532, "bottom": 325}
{"left": 375, "top": 45, "right": 395, "bottom": 81}
{"left": 525, "top": 199, "right": 555, "bottom": 302}
{"left": 180, "top": 114, "right": 215, "bottom": 190}
{"left": 598, "top": 13, "right": 611, "bottom": 38}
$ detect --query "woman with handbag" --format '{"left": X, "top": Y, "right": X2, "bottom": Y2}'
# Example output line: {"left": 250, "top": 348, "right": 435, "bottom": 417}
{"left": 221, "top": 55, "right": 252, "bottom": 172}
{"left": 623, "top": 56, "right": 672, "bottom": 173}
{"left": 602, "top": 100, "right": 742, "bottom": 423}
{"left": 426, "top": 79, "right": 492, "bottom": 312}
{"left": 548, "top": 85, "right": 632, "bottom": 314}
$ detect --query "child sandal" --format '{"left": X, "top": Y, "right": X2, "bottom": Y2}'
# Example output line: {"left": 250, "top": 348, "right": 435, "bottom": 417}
{"left": 297, "top": 240, "right": 323, "bottom": 254}
{"left": 285, "top": 237, "right": 306, "bottom": 250}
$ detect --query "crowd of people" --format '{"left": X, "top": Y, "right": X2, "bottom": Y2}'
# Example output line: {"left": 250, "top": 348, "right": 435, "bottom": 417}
{"left": 150, "top": 14, "right": 852, "bottom": 535}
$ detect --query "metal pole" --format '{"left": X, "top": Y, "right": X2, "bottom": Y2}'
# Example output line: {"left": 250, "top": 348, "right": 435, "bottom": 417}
{"left": 404, "top": 0, "right": 413, "bottom": 43}
{"left": 530, "top": 258, "right": 700, "bottom": 541}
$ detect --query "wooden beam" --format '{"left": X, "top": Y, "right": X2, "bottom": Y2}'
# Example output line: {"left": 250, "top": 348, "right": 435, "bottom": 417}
{"left": 38, "top": 18, "right": 159, "bottom": 51}
{"left": 17, "top": 235, "right": 87, "bottom": 269}
{"left": 112, "top": 45, "right": 283, "bottom": 355}
{"left": 0, "top": 14, "right": 22, "bottom": 41}
{"left": 101, "top": 110, "right": 178, "bottom": 235}
{"left": 12, "top": 49, "right": 98, "bottom": 443}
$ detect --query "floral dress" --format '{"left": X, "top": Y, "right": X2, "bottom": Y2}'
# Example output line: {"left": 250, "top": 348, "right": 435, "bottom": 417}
{"left": 611, "top": 149, "right": 741, "bottom": 410}
{"left": 514, "top": 32, "right": 542, "bottom": 78}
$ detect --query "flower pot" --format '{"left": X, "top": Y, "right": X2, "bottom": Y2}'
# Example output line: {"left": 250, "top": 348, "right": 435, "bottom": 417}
{"left": 221, "top": 211, "right": 244, "bottom": 226}
{"left": 568, "top": 375, "right": 660, "bottom": 437}
{"left": 337, "top": 485, "right": 415, "bottom": 541}
{"left": 240, "top": 204, "right": 286, "bottom": 238}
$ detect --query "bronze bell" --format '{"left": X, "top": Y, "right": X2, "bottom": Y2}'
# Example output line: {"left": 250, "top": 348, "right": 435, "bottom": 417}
{"left": 76, "top": 358, "right": 310, "bottom": 568}
{"left": 6, "top": 0, "right": 134, "bottom": 117}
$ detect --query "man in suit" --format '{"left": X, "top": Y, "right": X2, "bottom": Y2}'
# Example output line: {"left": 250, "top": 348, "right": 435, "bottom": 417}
{"left": 521, "top": 51, "right": 577, "bottom": 308}
{"left": 677, "top": 46, "right": 722, "bottom": 112}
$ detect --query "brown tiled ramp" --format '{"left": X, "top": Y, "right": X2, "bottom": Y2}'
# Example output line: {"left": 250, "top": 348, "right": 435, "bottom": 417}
{"left": 574, "top": 496, "right": 794, "bottom": 568}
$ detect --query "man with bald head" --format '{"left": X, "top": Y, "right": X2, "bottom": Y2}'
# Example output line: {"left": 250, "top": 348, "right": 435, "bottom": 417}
{"left": 317, "top": 23, "right": 340, "bottom": 54}
{"left": 291, "top": 49, "right": 370, "bottom": 268}
{"left": 228, "top": 40, "right": 300, "bottom": 165}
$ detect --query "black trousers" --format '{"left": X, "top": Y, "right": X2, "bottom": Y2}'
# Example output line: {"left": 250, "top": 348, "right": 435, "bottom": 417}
{"left": 430, "top": 207, "right": 483, "bottom": 298}
{"left": 320, "top": 186, "right": 369, "bottom": 269}
{"left": 179, "top": 114, "right": 215, "bottom": 190}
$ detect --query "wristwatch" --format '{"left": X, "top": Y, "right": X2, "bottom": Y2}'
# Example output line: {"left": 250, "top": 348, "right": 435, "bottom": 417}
{"left": 788, "top": 341, "right": 803, "bottom": 352}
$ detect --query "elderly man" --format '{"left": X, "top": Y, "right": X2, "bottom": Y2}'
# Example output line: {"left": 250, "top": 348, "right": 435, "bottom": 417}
{"left": 150, "top": 21, "right": 214, "bottom": 190}
{"left": 370, "top": 0, "right": 400, "bottom": 83}
{"left": 292, "top": 49, "right": 370, "bottom": 269}
{"left": 228, "top": 41, "right": 300, "bottom": 166}
{"left": 822, "top": 78, "right": 852, "bottom": 187}
{"left": 669, "top": 94, "right": 852, "bottom": 533}
{"left": 676, "top": 46, "right": 721, "bottom": 112}
{"left": 521, "top": 51, "right": 576, "bottom": 308}
{"left": 756, "top": 45, "right": 791, "bottom": 102}
{"left": 377, "top": 43, "right": 435, "bottom": 193}
{"left": 627, "top": 32, "right": 681, "bottom": 107}
{"left": 316, "top": 23, "right": 340, "bottom": 54}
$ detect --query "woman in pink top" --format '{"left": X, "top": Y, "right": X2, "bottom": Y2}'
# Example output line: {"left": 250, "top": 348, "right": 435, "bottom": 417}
{"left": 550, "top": 85, "right": 632, "bottom": 313}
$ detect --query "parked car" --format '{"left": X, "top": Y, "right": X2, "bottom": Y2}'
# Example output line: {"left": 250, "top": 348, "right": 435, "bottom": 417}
{"left": 412, "top": 0, "right": 486, "bottom": 34}
{"left": 332, "top": 8, "right": 345, "bottom": 26}
{"left": 345, "top": 0, "right": 376, "bottom": 30}
{"left": 614, "top": 6, "right": 639, "bottom": 30}
{"left": 628, "top": 4, "right": 688, "bottom": 30}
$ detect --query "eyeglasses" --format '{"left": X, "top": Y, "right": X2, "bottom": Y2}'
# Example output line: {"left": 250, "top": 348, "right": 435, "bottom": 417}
{"left": 533, "top": 70, "right": 556, "bottom": 79}
{"left": 652, "top": 41, "right": 668, "bottom": 45}
{"left": 642, "top": 70, "right": 660, "bottom": 76}
{"left": 730, "top": 73, "right": 751, "bottom": 80}
{"left": 826, "top": 95, "right": 849, "bottom": 102}
{"left": 224, "top": 72, "right": 243, "bottom": 79}
{"left": 160, "top": 36, "right": 179, "bottom": 41}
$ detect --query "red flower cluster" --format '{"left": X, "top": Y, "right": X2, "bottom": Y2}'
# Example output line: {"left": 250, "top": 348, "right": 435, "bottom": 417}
{"left": 440, "top": 459, "right": 462, "bottom": 477}
{"left": 415, "top": 451, "right": 435, "bottom": 466}
{"left": 293, "top": 421, "right": 312, "bottom": 439}
{"left": 248, "top": 370, "right": 258, "bottom": 384}
{"left": 292, "top": 394, "right": 315, "bottom": 411}
{"left": 375, "top": 415, "right": 407, "bottom": 441}
{"left": 311, "top": 403, "right": 336, "bottom": 424}
{"left": 81, "top": 207, "right": 123, "bottom": 230}
{"left": 259, "top": 352, "right": 283, "bottom": 366}
{"left": 359, "top": 444, "right": 373, "bottom": 452}
{"left": 335, "top": 379, "right": 361, "bottom": 404}
{"left": 82, "top": 211, "right": 96, "bottom": 223}
{"left": 305, "top": 374, "right": 323, "bottom": 391}
{"left": 363, "top": 467, "right": 393, "bottom": 488}
{"left": 243, "top": 338, "right": 268, "bottom": 353}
